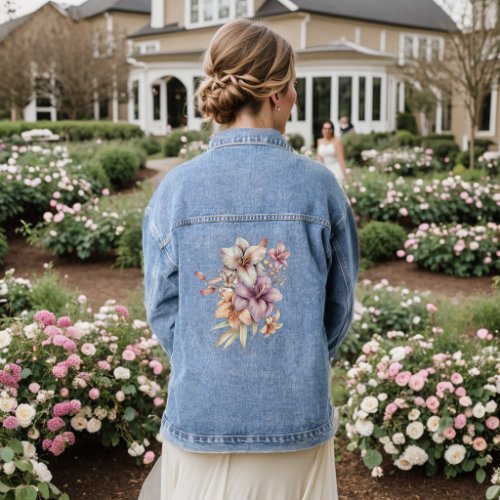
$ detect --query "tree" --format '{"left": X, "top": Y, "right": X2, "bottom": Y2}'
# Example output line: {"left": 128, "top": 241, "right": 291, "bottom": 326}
{"left": 402, "top": 0, "right": 500, "bottom": 168}
{"left": 5, "top": 0, "right": 17, "bottom": 20}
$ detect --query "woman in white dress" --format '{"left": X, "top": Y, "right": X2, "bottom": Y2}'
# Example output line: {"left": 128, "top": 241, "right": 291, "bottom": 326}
{"left": 316, "top": 120, "right": 349, "bottom": 185}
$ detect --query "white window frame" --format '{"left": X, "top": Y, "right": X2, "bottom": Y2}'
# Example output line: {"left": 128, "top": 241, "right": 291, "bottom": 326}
{"left": 398, "top": 32, "right": 444, "bottom": 65}
{"left": 477, "top": 81, "right": 498, "bottom": 136}
{"left": 185, "top": 0, "right": 254, "bottom": 29}
{"left": 133, "top": 40, "right": 161, "bottom": 55}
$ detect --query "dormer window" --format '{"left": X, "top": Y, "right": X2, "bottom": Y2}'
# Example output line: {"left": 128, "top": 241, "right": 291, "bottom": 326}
{"left": 187, "top": 0, "right": 253, "bottom": 27}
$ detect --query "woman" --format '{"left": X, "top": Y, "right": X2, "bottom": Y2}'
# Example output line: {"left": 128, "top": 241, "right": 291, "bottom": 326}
{"left": 141, "top": 19, "right": 358, "bottom": 500}
{"left": 317, "top": 120, "right": 349, "bottom": 185}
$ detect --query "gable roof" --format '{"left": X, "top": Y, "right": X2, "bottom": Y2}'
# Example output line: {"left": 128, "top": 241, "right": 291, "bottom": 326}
{"left": 256, "top": 0, "right": 458, "bottom": 32}
{"left": 67, "top": 0, "right": 150, "bottom": 20}
{"left": 299, "top": 39, "right": 395, "bottom": 58}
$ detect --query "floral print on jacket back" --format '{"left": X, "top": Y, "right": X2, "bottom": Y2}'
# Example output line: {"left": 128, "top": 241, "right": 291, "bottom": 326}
{"left": 195, "top": 237, "right": 291, "bottom": 350}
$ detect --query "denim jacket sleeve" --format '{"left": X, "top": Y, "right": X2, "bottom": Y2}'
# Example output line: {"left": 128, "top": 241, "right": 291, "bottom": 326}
{"left": 142, "top": 206, "right": 179, "bottom": 360}
{"left": 324, "top": 201, "right": 359, "bottom": 363}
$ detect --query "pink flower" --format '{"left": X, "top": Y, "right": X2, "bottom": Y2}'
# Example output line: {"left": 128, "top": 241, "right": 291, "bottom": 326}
{"left": 65, "top": 354, "right": 82, "bottom": 368}
{"left": 2, "top": 416, "right": 19, "bottom": 429}
{"left": 63, "top": 340, "right": 77, "bottom": 352}
{"left": 42, "top": 439, "right": 52, "bottom": 451}
{"left": 153, "top": 397, "right": 164, "bottom": 407}
{"left": 426, "top": 303, "right": 438, "bottom": 313}
{"left": 406, "top": 255, "right": 414, "bottom": 263}
{"left": 399, "top": 207, "right": 409, "bottom": 217}
{"left": 454, "top": 414, "right": 467, "bottom": 430}
{"left": 44, "top": 325, "right": 62, "bottom": 337}
{"left": 388, "top": 362, "right": 402, "bottom": 378}
{"left": 485, "top": 417, "right": 499, "bottom": 430}
{"left": 63, "top": 432, "right": 75, "bottom": 446}
{"left": 57, "top": 316, "right": 73, "bottom": 328}
{"left": 77, "top": 294, "right": 87, "bottom": 304}
{"left": 395, "top": 371, "right": 412, "bottom": 387}
{"left": 97, "top": 360, "right": 111, "bottom": 371}
{"left": 60, "top": 388, "right": 69, "bottom": 397}
{"left": 53, "top": 402, "right": 71, "bottom": 417}
{"left": 414, "top": 397, "right": 426, "bottom": 407}
{"left": 472, "top": 437, "right": 487, "bottom": 452}
{"left": 450, "top": 373, "right": 463, "bottom": 385}
{"left": 102, "top": 188, "right": 110, "bottom": 196}
{"left": 49, "top": 434, "right": 66, "bottom": 456}
{"left": 143, "top": 451, "right": 155, "bottom": 465}
{"left": 437, "top": 381, "right": 454, "bottom": 397}
{"left": 409, "top": 375, "right": 425, "bottom": 392}
{"left": 122, "top": 349, "right": 136, "bottom": 361}
{"left": 443, "top": 426, "right": 456, "bottom": 439}
{"left": 65, "top": 326, "right": 84, "bottom": 339}
{"left": 149, "top": 360, "right": 163, "bottom": 375}
{"left": 52, "top": 364, "right": 68, "bottom": 378}
{"left": 68, "top": 400, "right": 81, "bottom": 415}
{"left": 476, "top": 328, "right": 489, "bottom": 340}
{"left": 34, "top": 310, "right": 56, "bottom": 328}
{"left": 115, "top": 305, "right": 129, "bottom": 319}
{"left": 455, "top": 387, "right": 467, "bottom": 397}
{"left": 268, "top": 241, "right": 291, "bottom": 269}
{"left": 426, "top": 396, "right": 440, "bottom": 413}
{"left": 396, "top": 250, "right": 405, "bottom": 258}
{"left": 81, "top": 343, "right": 96, "bottom": 356}
{"left": 28, "top": 383, "right": 40, "bottom": 394}
{"left": 47, "top": 417, "right": 65, "bottom": 433}
{"left": 89, "top": 388, "right": 100, "bottom": 400}
{"left": 53, "top": 334, "right": 70, "bottom": 347}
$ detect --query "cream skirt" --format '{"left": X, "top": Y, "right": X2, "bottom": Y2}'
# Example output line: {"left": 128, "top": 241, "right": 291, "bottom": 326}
{"left": 139, "top": 438, "right": 339, "bottom": 500}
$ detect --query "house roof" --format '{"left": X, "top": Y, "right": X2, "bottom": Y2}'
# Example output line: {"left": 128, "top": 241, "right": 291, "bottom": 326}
{"left": 67, "top": 0, "right": 150, "bottom": 20}
{"left": 298, "top": 39, "right": 395, "bottom": 58}
{"left": 256, "top": 0, "right": 458, "bottom": 32}
{"left": 128, "top": 22, "right": 184, "bottom": 38}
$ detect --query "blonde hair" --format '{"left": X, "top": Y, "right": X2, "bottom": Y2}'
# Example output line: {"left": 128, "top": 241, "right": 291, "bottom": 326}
{"left": 196, "top": 19, "right": 295, "bottom": 125}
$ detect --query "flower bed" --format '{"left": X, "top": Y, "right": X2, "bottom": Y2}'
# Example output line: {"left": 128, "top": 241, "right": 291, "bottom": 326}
{"left": 399, "top": 223, "right": 499, "bottom": 277}
{"left": 344, "top": 328, "right": 499, "bottom": 485}
{"left": 347, "top": 175, "right": 499, "bottom": 227}
{"left": 361, "top": 147, "right": 445, "bottom": 176}
{"left": 0, "top": 292, "right": 167, "bottom": 497}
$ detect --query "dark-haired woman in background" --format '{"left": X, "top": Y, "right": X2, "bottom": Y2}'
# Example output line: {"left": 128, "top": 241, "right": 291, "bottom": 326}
{"left": 317, "top": 120, "right": 349, "bottom": 185}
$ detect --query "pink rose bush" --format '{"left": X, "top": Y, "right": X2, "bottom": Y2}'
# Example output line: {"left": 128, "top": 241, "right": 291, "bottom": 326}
{"left": 0, "top": 301, "right": 168, "bottom": 496}
{"left": 344, "top": 327, "right": 499, "bottom": 483}
{"left": 399, "top": 222, "right": 499, "bottom": 277}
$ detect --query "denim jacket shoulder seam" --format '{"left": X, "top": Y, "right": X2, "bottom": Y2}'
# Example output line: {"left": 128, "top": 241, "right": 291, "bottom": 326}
{"left": 209, "top": 142, "right": 292, "bottom": 153}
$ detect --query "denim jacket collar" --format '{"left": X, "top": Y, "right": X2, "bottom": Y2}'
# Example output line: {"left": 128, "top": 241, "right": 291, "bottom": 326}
{"left": 208, "top": 127, "right": 293, "bottom": 152}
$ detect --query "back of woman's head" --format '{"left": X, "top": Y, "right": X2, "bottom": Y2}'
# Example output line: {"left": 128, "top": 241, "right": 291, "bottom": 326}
{"left": 196, "top": 19, "right": 295, "bottom": 125}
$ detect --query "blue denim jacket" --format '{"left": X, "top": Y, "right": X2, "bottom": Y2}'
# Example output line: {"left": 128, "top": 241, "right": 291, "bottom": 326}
{"left": 143, "top": 128, "right": 359, "bottom": 453}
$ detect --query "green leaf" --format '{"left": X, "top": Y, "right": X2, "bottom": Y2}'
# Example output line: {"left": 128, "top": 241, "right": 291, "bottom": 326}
{"left": 9, "top": 440, "right": 23, "bottom": 454}
{"left": 0, "top": 481, "right": 11, "bottom": 493}
{"left": 37, "top": 483, "right": 50, "bottom": 499}
{"left": 363, "top": 449, "right": 383, "bottom": 469}
{"left": 486, "top": 486, "right": 500, "bottom": 500}
{"left": 462, "top": 459, "right": 475, "bottom": 472}
{"left": 111, "top": 434, "right": 120, "bottom": 447}
{"left": 122, "top": 384, "right": 137, "bottom": 395}
{"left": 14, "top": 485, "right": 37, "bottom": 500}
{"left": 124, "top": 406, "right": 136, "bottom": 422}
{"left": 60, "top": 495, "right": 70, "bottom": 500}
{"left": 476, "top": 457, "right": 488, "bottom": 467}
{"left": 20, "top": 368, "right": 32, "bottom": 379}
{"left": 476, "top": 468, "right": 486, "bottom": 484}
{"left": 0, "top": 447, "right": 14, "bottom": 462}
{"left": 14, "top": 460, "right": 33, "bottom": 472}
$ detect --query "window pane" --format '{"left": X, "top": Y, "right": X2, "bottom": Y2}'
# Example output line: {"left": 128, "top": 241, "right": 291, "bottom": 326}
{"left": 372, "top": 77, "right": 382, "bottom": 121}
{"left": 404, "top": 35, "right": 413, "bottom": 59}
{"left": 133, "top": 81, "right": 139, "bottom": 120}
{"left": 219, "top": 0, "right": 230, "bottom": 18}
{"left": 152, "top": 84, "right": 161, "bottom": 120}
{"left": 441, "top": 90, "right": 452, "bottom": 131}
{"left": 431, "top": 39, "right": 440, "bottom": 61}
{"left": 296, "top": 78, "right": 306, "bottom": 121}
{"left": 312, "top": 77, "right": 331, "bottom": 141}
{"left": 358, "top": 76, "right": 366, "bottom": 121}
{"left": 204, "top": 0, "right": 213, "bottom": 21}
{"left": 193, "top": 76, "right": 203, "bottom": 118}
{"left": 236, "top": 0, "right": 248, "bottom": 17}
{"left": 479, "top": 92, "right": 492, "bottom": 131}
{"left": 418, "top": 37, "right": 427, "bottom": 59}
{"left": 191, "top": 0, "right": 199, "bottom": 23}
{"left": 338, "top": 76, "right": 352, "bottom": 121}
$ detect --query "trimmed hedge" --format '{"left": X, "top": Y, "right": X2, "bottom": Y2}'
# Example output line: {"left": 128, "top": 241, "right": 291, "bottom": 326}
{"left": 396, "top": 112, "right": 418, "bottom": 135}
{"left": 0, "top": 228, "right": 7, "bottom": 267}
{"left": 0, "top": 121, "right": 144, "bottom": 141}
{"left": 164, "top": 129, "right": 212, "bottom": 157}
{"left": 359, "top": 221, "right": 407, "bottom": 263}
{"left": 96, "top": 145, "right": 144, "bottom": 188}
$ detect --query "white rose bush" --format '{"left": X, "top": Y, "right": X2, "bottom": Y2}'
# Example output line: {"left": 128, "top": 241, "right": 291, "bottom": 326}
{"left": 0, "top": 298, "right": 168, "bottom": 498}
{"left": 344, "top": 326, "right": 499, "bottom": 486}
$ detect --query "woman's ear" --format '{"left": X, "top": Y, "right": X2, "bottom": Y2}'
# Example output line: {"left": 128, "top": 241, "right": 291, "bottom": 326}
{"left": 270, "top": 93, "right": 280, "bottom": 109}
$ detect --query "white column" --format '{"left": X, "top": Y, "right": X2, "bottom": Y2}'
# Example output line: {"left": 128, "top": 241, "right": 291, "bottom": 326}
{"left": 305, "top": 75, "right": 313, "bottom": 147}
{"left": 398, "top": 81, "right": 405, "bottom": 113}
{"left": 352, "top": 76, "right": 359, "bottom": 124}
{"left": 435, "top": 91, "right": 443, "bottom": 134}
{"left": 142, "top": 72, "right": 151, "bottom": 132}
{"left": 151, "top": 0, "right": 165, "bottom": 28}
{"left": 489, "top": 81, "right": 498, "bottom": 134}
{"left": 380, "top": 30, "right": 386, "bottom": 52}
{"left": 331, "top": 75, "right": 338, "bottom": 124}
{"left": 93, "top": 90, "right": 100, "bottom": 120}
{"left": 367, "top": 75, "right": 373, "bottom": 128}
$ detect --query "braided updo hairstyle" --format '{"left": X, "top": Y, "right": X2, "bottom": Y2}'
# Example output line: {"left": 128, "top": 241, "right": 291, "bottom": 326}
{"left": 196, "top": 19, "right": 295, "bottom": 125}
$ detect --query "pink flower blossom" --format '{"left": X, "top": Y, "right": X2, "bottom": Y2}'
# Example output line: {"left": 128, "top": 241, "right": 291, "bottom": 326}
{"left": 97, "top": 360, "right": 111, "bottom": 371}
{"left": 414, "top": 397, "right": 426, "bottom": 407}
{"left": 34, "top": 310, "right": 56, "bottom": 328}
{"left": 455, "top": 387, "right": 467, "bottom": 397}
{"left": 122, "top": 349, "right": 136, "bottom": 361}
{"left": 81, "top": 343, "right": 96, "bottom": 356}
{"left": 396, "top": 250, "right": 405, "bottom": 258}
{"left": 268, "top": 241, "right": 291, "bottom": 269}
{"left": 443, "top": 426, "right": 456, "bottom": 439}
{"left": 52, "top": 364, "right": 68, "bottom": 378}
{"left": 63, "top": 340, "right": 77, "bottom": 352}
{"left": 426, "top": 396, "right": 440, "bottom": 413}
{"left": 426, "top": 303, "right": 438, "bottom": 313}
{"left": 486, "top": 417, "right": 499, "bottom": 430}
{"left": 44, "top": 325, "right": 62, "bottom": 337}
{"left": 472, "top": 437, "right": 487, "bottom": 452}
{"left": 53, "top": 334, "right": 70, "bottom": 347}
{"left": 454, "top": 414, "right": 467, "bottom": 429}
{"left": 65, "top": 326, "right": 83, "bottom": 339}
{"left": 102, "top": 188, "right": 110, "bottom": 196}
{"left": 28, "top": 383, "right": 40, "bottom": 394}
{"left": 47, "top": 417, "right": 65, "bottom": 433}
{"left": 89, "top": 388, "right": 100, "bottom": 400}
{"left": 153, "top": 397, "right": 164, "bottom": 407}
{"left": 115, "top": 305, "right": 129, "bottom": 319}
{"left": 143, "top": 451, "right": 155, "bottom": 465}
{"left": 63, "top": 432, "right": 75, "bottom": 446}
{"left": 450, "top": 373, "right": 463, "bottom": 385}
{"left": 406, "top": 255, "right": 415, "bottom": 263}
{"left": 409, "top": 375, "right": 425, "bottom": 392}
{"left": 68, "top": 400, "right": 81, "bottom": 414}
{"left": 65, "top": 354, "right": 81, "bottom": 368}
{"left": 476, "top": 328, "right": 489, "bottom": 340}
{"left": 57, "top": 316, "right": 73, "bottom": 328}
{"left": 77, "top": 295, "right": 87, "bottom": 304}
{"left": 60, "top": 388, "right": 69, "bottom": 397}
{"left": 388, "top": 362, "right": 402, "bottom": 378}
{"left": 149, "top": 360, "right": 163, "bottom": 375}
{"left": 395, "top": 371, "right": 412, "bottom": 387}
{"left": 42, "top": 439, "right": 52, "bottom": 451}
{"left": 2, "top": 416, "right": 19, "bottom": 429}
{"left": 53, "top": 402, "right": 71, "bottom": 417}
{"left": 49, "top": 435, "right": 66, "bottom": 456}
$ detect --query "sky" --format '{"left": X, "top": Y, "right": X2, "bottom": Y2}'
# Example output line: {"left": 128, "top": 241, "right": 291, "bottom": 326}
{"left": 0, "top": 0, "right": 467, "bottom": 25}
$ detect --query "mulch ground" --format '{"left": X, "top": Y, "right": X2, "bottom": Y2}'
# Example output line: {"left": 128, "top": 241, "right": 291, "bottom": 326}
{"left": 1, "top": 211, "right": 493, "bottom": 499}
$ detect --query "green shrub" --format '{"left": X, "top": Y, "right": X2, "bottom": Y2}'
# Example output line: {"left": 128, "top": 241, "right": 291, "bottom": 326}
{"left": 421, "top": 137, "right": 459, "bottom": 162}
{"left": 136, "top": 136, "right": 162, "bottom": 156}
{"left": 0, "top": 228, "right": 7, "bottom": 267}
{"left": 0, "top": 120, "right": 143, "bottom": 141}
{"left": 81, "top": 159, "right": 111, "bottom": 192}
{"left": 115, "top": 214, "right": 143, "bottom": 269}
{"left": 29, "top": 266, "right": 75, "bottom": 316}
{"left": 359, "top": 221, "right": 407, "bottom": 262}
{"left": 393, "top": 130, "right": 418, "bottom": 147}
{"left": 164, "top": 130, "right": 208, "bottom": 157}
{"left": 285, "top": 133, "right": 305, "bottom": 151}
{"left": 396, "top": 112, "right": 417, "bottom": 135}
{"left": 96, "top": 145, "right": 142, "bottom": 188}
{"left": 343, "top": 132, "right": 390, "bottom": 164}
{"left": 471, "top": 292, "right": 500, "bottom": 333}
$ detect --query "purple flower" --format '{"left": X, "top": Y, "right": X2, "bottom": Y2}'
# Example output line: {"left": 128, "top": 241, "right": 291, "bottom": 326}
{"left": 233, "top": 276, "right": 283, "bottom": 322}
